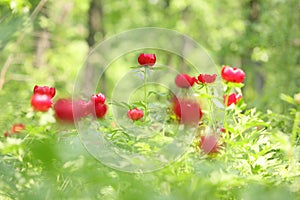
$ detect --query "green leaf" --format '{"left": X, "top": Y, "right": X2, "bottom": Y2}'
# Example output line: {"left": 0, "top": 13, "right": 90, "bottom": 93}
{"left": 130, "top": 65, "right": 141, "bottom": 69}
{"left": 148, "top": 90, "right": 167, "bottom": 97}
{"left": 226, "top": 82, "right": 244, "bottom": 89}
{"left": 131, "top": 101, "right": 146, "bottom": 109}
{"left": 110, "top": 100, "right": 130, "bottom": 109}
{"left": 151, "top": 66, "right": 168, "bottom": 71}
{"left": 198, "top": 93, "right": 212, "bottom": 99}
{"left": 280, "top": 93, "right": 296, "bottom": 105}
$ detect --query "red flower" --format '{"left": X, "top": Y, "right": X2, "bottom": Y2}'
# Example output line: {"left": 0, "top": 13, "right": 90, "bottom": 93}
{"left": 92, "top": 103, "right": 108, "bottom": 118}
{"left": 89, "top": 93, "right": 108, "bottom": 118}
{"left": 175, "top": 74, "right": 197, "bottom": 88}
{"left": 199, "top": 135, "right": 219, "bottom": 154}
{"left": 90, "top": 93, "right": 106, "bottom": 104}
{"left": 198, "top": 74, "right": 217, "bottom": 84}
{"left": 11, "top": 123, "right": 25, "bottom": 133}
{"left": 54, "top": 99, "right": 90, "bottom": 123}
{"left": 4, "top": 132, "right": 9, "bottom": 137}
{"left": 138, "top": 53, "right": 156, "bottom": 66}
{"left": 4, "top": 123, "right": 25, "bottom": 137}
{"left": 33, "top": 85, "right": 56, "bottom": 97}
{"left": 127, "top": 108, "right": 144, "bottom": 121}
{"left": 221, "top": 66, "right": 245, "bottom": 83}
{"left": 172, "top": 98, "right": 202, "bottom": 125}
{"left": 220, "top": 127, "right": 226, "bottom": 133}
{"left": 223, "top": 93, "right": 242, "bottom": 106}
{"left": 31, "top": 85, "right": 56, "bottom": 112}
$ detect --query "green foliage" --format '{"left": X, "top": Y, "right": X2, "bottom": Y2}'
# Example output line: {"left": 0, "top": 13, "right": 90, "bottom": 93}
{"left": 0, "top": 0, "right": 299, "bottom": 199}
{"left": 0, "top": 102, "right": 299, "bottom": 199}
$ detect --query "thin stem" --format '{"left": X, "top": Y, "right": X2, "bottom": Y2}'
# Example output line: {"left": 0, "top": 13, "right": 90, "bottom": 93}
{"left": 232, "top": 114, "right": 244, "bottom": 140}
{"left": 291, "top": 108, "right": 300, "bottom": 146}
{"left": 205, "top": 85, "right": 215, "bottom": 130}
{"left": 0, "top": 55, "right": 13, "bottom": 90}
{"left": 223, "top": 85, "right": 232, "bottom": 134}
{"left": 224, "top": 93, "right": 229, "bottom": 130}
{"left": 143, "top": 67, "right": 148, "bottom": 118}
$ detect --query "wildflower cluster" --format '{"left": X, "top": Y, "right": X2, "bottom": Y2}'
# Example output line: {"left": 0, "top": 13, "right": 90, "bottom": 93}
{"left": 5, "top": 53, "right": 248, "bottom": 157}
{"left": 31, "top": 86, "right": 108, "bottom": 123}
{"left": 172, "top": 64, "right": 246, "bottom": 154}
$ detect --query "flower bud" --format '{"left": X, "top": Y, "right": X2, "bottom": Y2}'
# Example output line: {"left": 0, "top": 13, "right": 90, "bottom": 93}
{"left": 172, "top": 98, "right": 202, "bottom": 125}
{"left": 138, "top": 53, "right": 156, "bottom": 66}
{"left": 127, "top": 108, "right": 144, "bottom": 121}
{"left": 175, "top": 74, "right": 197, "bottom": 88}
{"left": 31, "top": 85, "right": 56, "bottom": 112}
{"left": 221, "top": 66, "right": 245, "bottom": 83}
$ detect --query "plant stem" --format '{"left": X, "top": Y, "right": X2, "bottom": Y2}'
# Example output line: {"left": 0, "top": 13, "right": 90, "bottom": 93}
{"left": 224, "top": 93, "right": 229, "bottom": 130}
{"left": 144, "top": 67, "right": 148, "bottom": 118}
{"left": 205, "top": 86, "right": 215, "bottom": 130}
{"left": 291, "top": 108, "right": 300, "bottom": 146}
{"left": 223, "top": 85, "right": 232, "bottom": 135}
{"left": 232, "top": 114, "right": 244, "bottom": 140}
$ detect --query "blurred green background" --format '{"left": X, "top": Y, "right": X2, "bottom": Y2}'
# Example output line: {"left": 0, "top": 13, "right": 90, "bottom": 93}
{"left": 1, "top": 0, "right": 299, "bottom": 112}
{"left": 0, "top": 1, "right": 299, "bottom": 199}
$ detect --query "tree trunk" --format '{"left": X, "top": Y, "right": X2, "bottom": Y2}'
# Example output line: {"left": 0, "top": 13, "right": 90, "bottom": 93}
{"left": 87, "top": 0, "right": 105, "bottom": 47}
{"left": 33, "top": 2, "right": 50, "bottom": 68}
{"left": 84, "top": 0, "right": 106, "bottom": 94}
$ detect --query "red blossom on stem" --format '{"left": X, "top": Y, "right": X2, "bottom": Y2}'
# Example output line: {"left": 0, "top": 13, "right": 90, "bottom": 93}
{"left": 199, "top": 135, "right": 219, "bottom": 154}
{"left": 89, "top": 93, "right": 108, "bottom": 118}
{"left": 138, "top": 53, "right": 156, "bottom": 66}
{"left": 223, "top": 93, "right": 242, "bottom": 106}
{"left": 33, "top": 85, "right": 56, "bottom": 97}
{"left": 11, "top": 124, "right": 25, "bottom": 133}
{"left": 54, "top": 92, "right": 108, "bottom": 123}
{"left": 92, "top": 103, "right": 108, "bottom": 118}
{"left": 127, "top": 108, "right": 144, "bottom": 121}
{"left": 31, "top": 85, "right": 56, "bottom": 112}
{"left": 4, "top": 123, "right": 25, "bottom": 137}
{"left": 90, "top": 93, "right": 106, "bottom": 104}
{"left": 197, "top": 74, "right": 217, "bottom": 84}
{"left": 220, "top": 127, "right": 226, "bottom": 133}
{"left": 54, "top": 99, "right": 90, "bottom": 123}
{"left": 175, "top": 74, "right": 197, "bottom": 88}
{"left": 172, "top": 98, "right": 202, "bottom": 125}
{"left": 221, "top": 66, "right": 245, "bottom": 83}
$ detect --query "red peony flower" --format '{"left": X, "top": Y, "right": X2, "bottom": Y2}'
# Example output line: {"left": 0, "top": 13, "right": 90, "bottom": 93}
{"left": 33, "top": 85, "right": 56, "bottom": 97}
{"left": 220, "top": 127, "right": 226, "bottom": 133}
{"left": 198, "top": 74, "right": 217, "bottom": 84}
{"left": 223, "top": 93, "right": 242, "bottom": 106}
{"left": 31, "top": 95, "right": 53, "bottom": 112}
{"left": 172, "top": 98, "right": 202, "bottom": 125}
{"left": 127, "top": 108, "right": 144, "bottom": 121}
{"left": 11, "top": 123, "right": 25, "bottom": 133}
{"left": 138, "top": 53, "right": 156, "bottom": 66}
{"left": 4, "top": 123, "right": 25, "bottom": 137}
{"left": 89, "top": 93, "right": 108, "bottom": 118}
{"left": 31, "top": 85, "right": 56, "bottom": 112}
{"left": 54, "top": 99, "right": 90, "bottom": 122}
{"left": 175, "top": 74, "right": 197, "bottom": 88}
{"left": 90, "top": 93, "right": 106, "bottom": 104}
{"left": 221, "top": 66, "right": 245, "bottom": 83}
{"left": 199, "top": 135, "right": 219, "bottom": 154}
{"left": 92, "top": 103, "right": 108, "bottom": 118}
